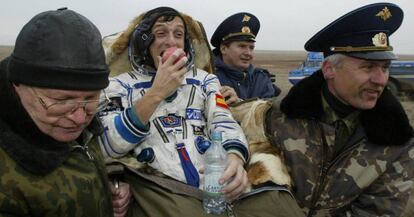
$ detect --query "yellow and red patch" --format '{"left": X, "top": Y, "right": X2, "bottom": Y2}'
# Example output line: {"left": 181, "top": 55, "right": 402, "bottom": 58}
{"left": 215, "top": 93, "right": 228, "bottom": 109}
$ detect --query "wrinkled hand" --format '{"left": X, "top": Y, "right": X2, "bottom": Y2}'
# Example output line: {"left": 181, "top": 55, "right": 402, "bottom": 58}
{"left": 220, "top": 86, "right": 240, "bottom": 105}
{"left": 110, "top": 181, "right": 132, "bottom": 217}
{"left": 220, "top": 153, "right": 248, "bottom": 201}
{"left": 149, "top": 48, "right": 188, "bottom": 101}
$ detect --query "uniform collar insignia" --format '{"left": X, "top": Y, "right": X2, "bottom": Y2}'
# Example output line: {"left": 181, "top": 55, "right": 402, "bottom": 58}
{"left": 376, "top": 6, "right": 392, "bottom": 21}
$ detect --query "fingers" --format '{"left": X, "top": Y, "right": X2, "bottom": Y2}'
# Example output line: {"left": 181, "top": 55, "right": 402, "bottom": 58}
{"left": 221, "top": 164, "right": 248, "bottom": 201}
{"left": 160, "top": 48, "right": 188, "bottom": 69}
{"left": 151, "top": 49, "right": 188, "bottom": 100}
{"left": 112, "top": 182, "right": 132, "bottom": 217}
{"left": 219, "top": 154, "right": 248, "bottom": 201}
{"left": 220, "top": 86, "right": 239, "bottom": 105}
{"left": 109, "top": 181, "right": 120, "bottom": 195}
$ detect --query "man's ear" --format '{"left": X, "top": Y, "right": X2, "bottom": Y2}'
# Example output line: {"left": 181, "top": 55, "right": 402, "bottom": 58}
{"left": 219, "top": 44, "right": 227, "bottom": 56}
{"left": 13, "top": 83, "right": 22, "bottom": 94}
{"left": 322, "top": 60, "right": 335, "bottom": 80}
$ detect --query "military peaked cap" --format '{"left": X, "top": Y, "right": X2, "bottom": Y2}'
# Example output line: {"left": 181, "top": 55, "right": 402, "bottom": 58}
{"left": 211, "top": 12, "right": 260, "bottom": 48}
{"left": 305, "top": 2, "right": 403, "bottom": 60}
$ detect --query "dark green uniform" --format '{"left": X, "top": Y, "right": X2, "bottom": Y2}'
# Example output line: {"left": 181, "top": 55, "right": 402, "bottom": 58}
{"left": 266, "top": 71, "right": 414, "bottom": 216}
{"left": 0, "top": 118, "right": 113, "bottom": 217}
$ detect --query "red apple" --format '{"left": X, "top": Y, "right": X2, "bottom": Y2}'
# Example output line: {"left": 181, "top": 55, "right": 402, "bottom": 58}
{"left": 161, "top": 47, "right": 186, "bottom": 64}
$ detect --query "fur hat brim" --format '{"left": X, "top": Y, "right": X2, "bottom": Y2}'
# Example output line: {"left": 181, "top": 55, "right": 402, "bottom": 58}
{"left": 103, "top": 12, "right": 214, "bottom": 76}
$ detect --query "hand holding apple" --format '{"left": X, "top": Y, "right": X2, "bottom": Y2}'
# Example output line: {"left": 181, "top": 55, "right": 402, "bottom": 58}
{"left": 161, "top": 47, "right": 186, "bottom": 64}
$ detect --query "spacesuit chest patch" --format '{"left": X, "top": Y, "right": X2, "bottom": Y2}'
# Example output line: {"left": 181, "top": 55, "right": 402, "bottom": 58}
{"left": 185, "top": 108, "right": 202, "bottom": 120}
{"left": 159, "top": 114, "right": 182, "bottom": 128}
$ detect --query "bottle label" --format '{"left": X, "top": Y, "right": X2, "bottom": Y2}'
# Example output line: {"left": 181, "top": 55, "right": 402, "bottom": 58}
{"left": 204, "top": 171, "right": 223, "bottom": 197}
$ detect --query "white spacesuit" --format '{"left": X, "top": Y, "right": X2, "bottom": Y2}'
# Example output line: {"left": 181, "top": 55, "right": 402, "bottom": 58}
{"left": 98, "top": 67, "right": 248, "bottom": 188}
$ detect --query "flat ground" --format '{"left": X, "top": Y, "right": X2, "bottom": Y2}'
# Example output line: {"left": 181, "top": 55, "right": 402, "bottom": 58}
{"left": 1, "top": 46, "right": 414, "bottom": 215}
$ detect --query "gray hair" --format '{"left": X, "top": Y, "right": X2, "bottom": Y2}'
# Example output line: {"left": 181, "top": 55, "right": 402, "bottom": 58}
{"left": 323, "top": 53, "right": 347, "bottom": 68}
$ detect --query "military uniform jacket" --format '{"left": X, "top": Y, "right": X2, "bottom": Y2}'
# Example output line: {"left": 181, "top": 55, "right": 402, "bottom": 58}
{"left": 214, "top": 57, "right": 280, "bottom": 99}
{"left": 266, "top": 71, "right": 414, "bottom": 217}
{"left": 0, "top": 118, "right": 113, "bottom": 217}
{"left": 98, "top": 68, "right": 248, "bottom": 188}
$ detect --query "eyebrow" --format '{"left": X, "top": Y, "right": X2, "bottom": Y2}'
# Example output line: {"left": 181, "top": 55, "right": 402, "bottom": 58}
{"left": 152, "top": 22, "right": 185, "bottom": 30}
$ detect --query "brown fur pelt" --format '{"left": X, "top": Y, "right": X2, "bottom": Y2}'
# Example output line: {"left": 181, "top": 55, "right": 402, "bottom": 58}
{"left": 230, "top": 99, "right": 292, "bottom": 188}
{"left": 102, "top": 11, "right": 214, "bottom": 76}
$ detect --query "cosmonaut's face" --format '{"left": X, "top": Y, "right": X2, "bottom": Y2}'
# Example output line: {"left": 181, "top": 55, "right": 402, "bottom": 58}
{"left": 149, "top": 16, "right": 186, "bottom": 68}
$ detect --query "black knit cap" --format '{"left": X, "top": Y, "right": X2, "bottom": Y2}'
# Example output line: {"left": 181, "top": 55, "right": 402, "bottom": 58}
{"left": 7, "top": 8, "right": 109, "bottom": 90}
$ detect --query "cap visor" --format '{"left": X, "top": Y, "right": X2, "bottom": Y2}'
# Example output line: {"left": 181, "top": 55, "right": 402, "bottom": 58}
{"left": 346, "top": 51, "right": 398, "bottom": 60}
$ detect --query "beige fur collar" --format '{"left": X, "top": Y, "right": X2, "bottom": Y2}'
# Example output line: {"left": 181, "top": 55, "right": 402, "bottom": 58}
{"left": 102, "top": 12, "right": 214, "bottom": 76}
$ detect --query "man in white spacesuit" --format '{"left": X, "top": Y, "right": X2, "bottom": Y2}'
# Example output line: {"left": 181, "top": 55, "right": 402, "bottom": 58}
{"left": 99, "top": 4, "right": 248, "bottom": 199}
{"left": 98, "top": 7, "right": 304, "bottom": 217}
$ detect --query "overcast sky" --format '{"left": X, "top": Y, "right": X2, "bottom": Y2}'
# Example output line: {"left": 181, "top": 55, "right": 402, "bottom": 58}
{"left": 1, "top": 0, "right": 413, "bottom": 54}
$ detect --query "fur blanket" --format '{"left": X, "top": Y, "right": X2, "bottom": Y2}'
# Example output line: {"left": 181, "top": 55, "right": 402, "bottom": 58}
{"left": 230, "top": 99, "right": 292, "bottom": 188}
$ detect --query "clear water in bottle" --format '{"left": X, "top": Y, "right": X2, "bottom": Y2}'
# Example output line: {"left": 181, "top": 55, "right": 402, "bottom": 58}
{"left": 203, "top": 130, "right": 227, "bottom": 215}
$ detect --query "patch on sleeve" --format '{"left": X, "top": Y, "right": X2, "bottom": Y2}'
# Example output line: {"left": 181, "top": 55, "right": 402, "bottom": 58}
{"left": 186, "top": 108, "right": 202, "bottom": 120}
{"left": 215, "top": 93, "right": 229, "bottom": 109}
{"left": 98, "top": 96, "right": 124, "bottom": 115}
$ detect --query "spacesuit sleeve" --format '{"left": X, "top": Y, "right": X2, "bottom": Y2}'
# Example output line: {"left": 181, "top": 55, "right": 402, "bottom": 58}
{"left": 97, "top": 76, "right": 150, "bottom": 158}
{"left": 202, "top": 73, "right": 250, "bottom": 162}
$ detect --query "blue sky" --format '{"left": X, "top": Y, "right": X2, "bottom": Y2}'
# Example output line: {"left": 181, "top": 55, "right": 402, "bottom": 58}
{"left": 1, "top": 0, "right": 413, "bottom": 54}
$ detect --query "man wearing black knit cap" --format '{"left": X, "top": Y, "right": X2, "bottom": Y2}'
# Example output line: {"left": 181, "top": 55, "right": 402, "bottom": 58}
{"left": 0, "top": 8, "right": 129, "bottom": 216}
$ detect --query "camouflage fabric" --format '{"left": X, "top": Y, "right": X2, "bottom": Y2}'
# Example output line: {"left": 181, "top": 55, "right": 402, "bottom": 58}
{"left": 320, "top": 96, "right": 360, "bottom": 156}
{"left": 265, "top": 71, "right": 414, "bottom": 216}
{"left": 0, "top": 125, "right": 113, "bottom": 216}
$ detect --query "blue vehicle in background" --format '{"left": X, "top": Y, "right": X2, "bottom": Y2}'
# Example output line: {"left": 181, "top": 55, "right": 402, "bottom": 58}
{"left": 288, "top": 52, "right": 414, "bottom": 96}
{"left": 387, "top": 61, "right": 414, "bottom": 96}
{"left": 288, "top": 52, "right": 323, "bottom": 85}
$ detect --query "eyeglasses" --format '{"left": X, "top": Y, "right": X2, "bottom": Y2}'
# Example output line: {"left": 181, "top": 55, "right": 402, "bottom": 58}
{"left": 31, "top": 88, "right": 110, "bottom": 117}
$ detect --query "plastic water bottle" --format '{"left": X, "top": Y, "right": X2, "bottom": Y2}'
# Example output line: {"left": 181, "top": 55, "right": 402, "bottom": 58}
{"left": 203, "top": 130, "right": 227, "bottom": 215}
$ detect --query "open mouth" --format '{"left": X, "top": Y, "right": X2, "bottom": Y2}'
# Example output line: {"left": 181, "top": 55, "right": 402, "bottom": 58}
{"left": 364, "top": 89, "right": 381, "bottom": 98}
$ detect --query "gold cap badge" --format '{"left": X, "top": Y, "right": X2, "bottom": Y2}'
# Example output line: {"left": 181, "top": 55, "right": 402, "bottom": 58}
{"left": 372, "top": 32, "right": 388, "bottom": 47}
{"left": 376, "top": 7, "right": 392, "bottom": 21}
{"left": 242, "top": 15, "right": 251, "bottom": 22}
{"left": 241, "top": 26, "right": 251, "bottom": 33}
